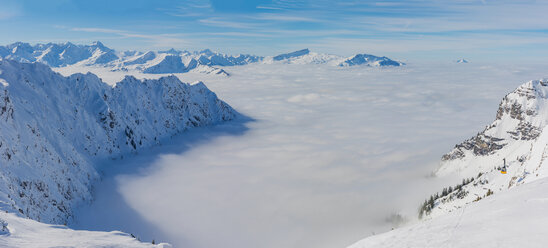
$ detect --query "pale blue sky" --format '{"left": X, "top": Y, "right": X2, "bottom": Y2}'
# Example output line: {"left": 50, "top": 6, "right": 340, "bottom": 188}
{"left": 1, "top": 0, "right": 548, "bottom": 62}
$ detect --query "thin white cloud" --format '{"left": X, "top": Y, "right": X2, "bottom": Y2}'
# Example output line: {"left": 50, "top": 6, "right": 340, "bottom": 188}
{"left": 163, "top": 0, "right": 213, "bottom": 18}
{"left": 252, "top": 13, "right": 322, "bottom": 22}
{"left": 71, "top": 27, "right": 126, "bottom": 34}
{"left": 67, "top": 26, "right": 190, "bottom": 48}
{"left": 0, "top": 2, "right": 20, "bottom": 20}
{"left": 256, "top": 6, "right": 283, "bottom": 10}
{"left": 199, "top": 18, "right": 259, "bottom": 29}
{"left": 0, "top": 11, "right": 16, "bottom": 20}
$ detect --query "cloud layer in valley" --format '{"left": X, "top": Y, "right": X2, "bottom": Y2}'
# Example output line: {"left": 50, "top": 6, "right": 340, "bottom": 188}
{"left": 65, "top": 61, "right": 548, "bottom": 248}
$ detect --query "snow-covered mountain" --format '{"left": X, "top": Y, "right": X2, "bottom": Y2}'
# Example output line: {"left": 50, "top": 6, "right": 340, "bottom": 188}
{"left": 348, "top": 78, "right": 548, "bottom": 247}
{"left": 456, "top": 59, "right": 469, "bottom": 63}
{"left": 272, "top": 48, "right": 311, "bottom": 61}
{"left": 337, "top": 54, "right": 404, "bottom": 67}
{"left": 264, "top": 48, "right": 404, "bottom": 67}
{"left": 1, "top": 41, "right": 118, "bottom": 67}
{"left": 0, "top": 42, "right": 258, "bottom": 76}
{"left": 0, "top": 59, "right": 236, "bottom": 226}
{"left": 419, "top": 79, "right": 548, "bottom": 217}
{"left": 0, "top": 43, "right": 404, "bottom": 76}
{"left": 348, "top": 176, "right": 548, "bottom": 248}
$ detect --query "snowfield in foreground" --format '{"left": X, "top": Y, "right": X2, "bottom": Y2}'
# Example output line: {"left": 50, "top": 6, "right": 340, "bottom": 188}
{"left": 55, "top": 61, "right": 548, "bottom": 248}
{"left": 348, "top": 176, "right": 548, "bottom": 248}
{"left": 0, "top": 212, "right": 170, "bottom": 248}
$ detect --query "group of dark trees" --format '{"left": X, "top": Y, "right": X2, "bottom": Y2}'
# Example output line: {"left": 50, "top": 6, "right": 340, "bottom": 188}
{"left": 418, "top": 176, "right": 477, "bottom": 218}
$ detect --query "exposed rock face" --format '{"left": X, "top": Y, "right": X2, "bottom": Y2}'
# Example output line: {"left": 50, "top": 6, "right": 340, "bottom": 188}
{"left": 441, "top": 80, "right": 548, "bottom": 163}
{"left": 508, "top": 122, "right": 541, "bottom": 140}
{"left": 442, "top": 134, "right": 506, "bottom": 161}
{"left": 273, "top": 49, "right": 310, "bottom": 61}
{"left": 428, "top": 79, "right": 548, "bottom": 219}
{"left": 0, "top": 59, "right": 237, "bottom": 224}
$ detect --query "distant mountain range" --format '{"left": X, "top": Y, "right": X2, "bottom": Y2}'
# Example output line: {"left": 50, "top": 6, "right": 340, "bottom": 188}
{"left": 0, "top": 42, "right": 404, "bottom": 75}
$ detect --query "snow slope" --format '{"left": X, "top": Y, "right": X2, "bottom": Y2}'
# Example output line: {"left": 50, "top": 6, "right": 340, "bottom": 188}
{"left": 427, "top": 79, "right": 548, "bottom": 218}
{"left": 349, "top": 79, "right": 548, "bottom": 247}
{"left": 348, "top": 176, "right": 548, "bottom": 248}
{"left": 0, "top": 58, "right": 236, "bottom": 226}
{"left": 0, "top": 212, "right": 171, "bottom": 248}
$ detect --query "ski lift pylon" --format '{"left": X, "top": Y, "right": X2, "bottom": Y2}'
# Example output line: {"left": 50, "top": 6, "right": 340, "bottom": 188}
{"left": 501, "top": 158, "right": 507, "bottom": 174}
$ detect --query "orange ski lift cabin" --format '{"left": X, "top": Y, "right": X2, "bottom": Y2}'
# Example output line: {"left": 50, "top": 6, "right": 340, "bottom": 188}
{"left": 501, "top": 158, "right": 507, "bottom": 174}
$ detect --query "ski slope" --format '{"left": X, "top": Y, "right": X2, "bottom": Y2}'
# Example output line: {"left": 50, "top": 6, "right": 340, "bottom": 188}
{"left": 348, "top": 176, "right": 548, "bottom": 248}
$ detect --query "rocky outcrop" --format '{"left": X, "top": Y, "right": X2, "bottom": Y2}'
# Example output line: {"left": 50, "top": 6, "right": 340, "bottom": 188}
{"left": 442, "top": 80, "right": 548, "bottom": 162}
{"left": 429, "top": 79, "right": 548, "bottom": 219}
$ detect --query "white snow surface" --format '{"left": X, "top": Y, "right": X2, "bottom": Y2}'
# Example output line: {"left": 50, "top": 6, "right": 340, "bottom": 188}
{"left": 0, "top": 212, "right": 171, "bottom": 248}
{"left": 348, "top": 176, "right": 548, "bottom": 248}
{"left": 54, "top": 61, "right": 548, "bottom": 248}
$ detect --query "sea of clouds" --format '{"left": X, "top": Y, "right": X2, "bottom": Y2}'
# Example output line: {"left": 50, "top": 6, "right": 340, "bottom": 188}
{"left": 64, "top": 61, "right": 548, "bottom": 248}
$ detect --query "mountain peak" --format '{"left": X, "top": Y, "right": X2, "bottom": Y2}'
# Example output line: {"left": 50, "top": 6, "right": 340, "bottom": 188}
{"left": 338, "top": 53, "right": 403, "bottom": 67}
{"left": 159, "top": 48, "right": 182, "bottom": 55}
{"left": 272, "top": 48, "right": 310, "bottom": 61}
{"left": 91, "top": 41, "right": 105, "bottom": 47}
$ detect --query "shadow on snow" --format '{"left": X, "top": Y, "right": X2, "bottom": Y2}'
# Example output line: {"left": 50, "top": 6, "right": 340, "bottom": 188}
{"left": 69, "top": 114, "right": 253, "bottom": 245}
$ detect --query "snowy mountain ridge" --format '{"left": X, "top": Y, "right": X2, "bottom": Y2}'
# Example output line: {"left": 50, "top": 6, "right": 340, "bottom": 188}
{"left": 263, "top": 48, "right": 404, "bottom": 66}
{"left": 0, "top": 42, "right": 404, "bottom": 76}
{"left": 0, "top": 58, "right": 236, "bottom": 227}
{"left": 420, "top": 79, "right": 548, "bottom": 218}
{"left": 0, "top": 42, "right": 257, "bottom": 76}
{"left": 0, "top": 41, "right": 117, "bottom": 67}
{"left": 348, "top": 78, "right": 548, "bottom": 247}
